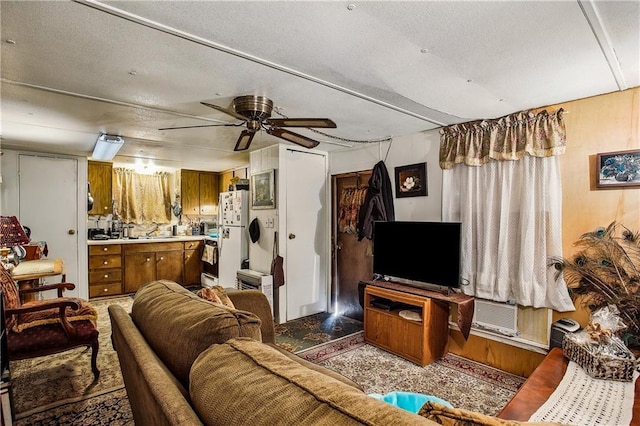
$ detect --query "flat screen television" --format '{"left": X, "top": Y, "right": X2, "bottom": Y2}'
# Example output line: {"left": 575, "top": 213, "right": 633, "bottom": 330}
{"left": 372, "top": 221, "right": 462, "bottom": 291}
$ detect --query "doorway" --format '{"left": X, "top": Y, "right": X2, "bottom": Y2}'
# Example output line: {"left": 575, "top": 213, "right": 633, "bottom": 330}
{"left": 331, "top": 170, "right": 373, "bottom": 321}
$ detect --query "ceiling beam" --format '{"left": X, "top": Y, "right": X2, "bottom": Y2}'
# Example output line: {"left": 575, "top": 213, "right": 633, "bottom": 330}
{"left": 578, "top": 0, "right": 628, "bottom": 91}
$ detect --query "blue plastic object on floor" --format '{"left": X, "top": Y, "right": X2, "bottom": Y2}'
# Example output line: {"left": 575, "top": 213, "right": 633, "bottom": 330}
{"left": 369, "top": 391, "right": 453, "bottom": 414}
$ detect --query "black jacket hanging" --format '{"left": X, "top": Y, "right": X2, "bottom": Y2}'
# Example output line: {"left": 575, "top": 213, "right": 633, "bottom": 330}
{"left": 357, "top": 160, "right": 395, "bottom": 241}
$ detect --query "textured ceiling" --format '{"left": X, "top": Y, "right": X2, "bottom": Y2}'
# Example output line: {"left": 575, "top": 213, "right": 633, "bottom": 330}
{"left": 1, "top": 1, "right": 638, "bottom": 171}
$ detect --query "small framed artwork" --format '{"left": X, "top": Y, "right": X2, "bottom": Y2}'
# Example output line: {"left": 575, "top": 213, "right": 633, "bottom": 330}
{"left": 596, "top": 149, "right": 640, "bottom": 189}
{"left": 251, "top": 169, "right": 276, "bottom": 209}
{"left": 394, "top": 162, "right": 428, "bottom": 198}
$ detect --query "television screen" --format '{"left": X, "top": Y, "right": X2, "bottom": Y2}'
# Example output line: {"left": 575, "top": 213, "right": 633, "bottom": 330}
{"left": 372, "top": 221, "right": 461, "bottom": 289}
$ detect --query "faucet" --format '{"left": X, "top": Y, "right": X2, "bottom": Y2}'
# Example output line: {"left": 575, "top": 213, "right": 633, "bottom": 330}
{"left": 145, "top": 223, "right": 159, "bottom": 237}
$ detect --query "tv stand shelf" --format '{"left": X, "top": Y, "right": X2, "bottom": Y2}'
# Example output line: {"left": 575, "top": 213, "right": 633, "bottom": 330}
{"left": 364, "top": 285, "right": 450, "bottom": 366}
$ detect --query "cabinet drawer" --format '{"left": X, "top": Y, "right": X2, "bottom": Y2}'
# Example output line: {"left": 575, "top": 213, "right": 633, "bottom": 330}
{"left": 123, "top": 242, "right": 183, "bottom": 253}
{"left": 89, "top": 244, "right": 121, "bottom": 255}
{"left": 89, "top": 269, "right": 122, "bottom": 284}
{"left": 184, "top": 241, "right": 203, "bottom": 250}
{"left": 90, "top": 282, "right": 123, "bottom": 298}
{"left": 89, "top": 254, "right": 122, "bottom": 269}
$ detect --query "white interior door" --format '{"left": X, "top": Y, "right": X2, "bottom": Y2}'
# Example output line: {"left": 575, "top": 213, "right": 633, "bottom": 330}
{"left": 18, "top": 155, "right": 83, "bottom": 298}
{"left": 285, "top": 150, "right": 328, "bottom": 320}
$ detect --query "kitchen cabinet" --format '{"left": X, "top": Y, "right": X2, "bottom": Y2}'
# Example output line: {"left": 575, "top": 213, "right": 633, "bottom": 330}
{"left": 88, "top": 244, "right": 122, "bottom": 298}
{"left": 219, "top": 166, "right": 249, "bottom": 193}
{"left": 123, "top": 242, "right": 184, "bottom": 293}
{"left": 181, "top": 169, "right": 219, "bottom": 216}
{"left": 183, "top": 240, "right": 203, "bottom": 286}
{"left": 88, "top": 161, "right": 113, "bottom": 215}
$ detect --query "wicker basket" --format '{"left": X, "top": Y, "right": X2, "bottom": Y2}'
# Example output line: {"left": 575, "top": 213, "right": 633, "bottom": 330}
{"left": 563, "top": 335, "right": 637, "bottom": 382}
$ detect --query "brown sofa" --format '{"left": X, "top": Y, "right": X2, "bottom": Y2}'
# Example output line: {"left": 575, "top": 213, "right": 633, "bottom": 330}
{"left": 108, "top": 280, "right": 558, "bottom": 425}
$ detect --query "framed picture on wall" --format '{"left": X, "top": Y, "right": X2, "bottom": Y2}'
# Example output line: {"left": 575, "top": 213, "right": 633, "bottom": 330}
{"left": 394, "top": 162, "right": 428, "bottom": 198}
{"left": 251, "top": 169, "right": 276, "bottom": 209}
{"left": 596, "top": 149, "right": 640, "bottom": 188}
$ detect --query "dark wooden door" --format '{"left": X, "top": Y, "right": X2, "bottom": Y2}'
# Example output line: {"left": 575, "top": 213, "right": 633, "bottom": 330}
{"left": 331, "top": 170, "right": 373, "bottom": 321}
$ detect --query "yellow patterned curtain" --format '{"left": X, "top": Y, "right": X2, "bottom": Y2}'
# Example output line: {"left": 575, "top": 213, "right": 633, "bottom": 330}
{"left": 113, "top": 168, "right": 171, "bottom": 224}
{"left": 439, "top": 109, "right": 566, "bottom": 169}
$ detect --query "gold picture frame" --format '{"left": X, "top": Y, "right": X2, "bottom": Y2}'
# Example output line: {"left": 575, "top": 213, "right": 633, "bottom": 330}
{"left": 251, "top": 169, "right": 276, "bottom": 209}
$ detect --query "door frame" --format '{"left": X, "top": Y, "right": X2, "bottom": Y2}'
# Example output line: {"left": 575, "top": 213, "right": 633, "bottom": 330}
{"left": 0, "top": 149, "right": 88, "bottom": 299}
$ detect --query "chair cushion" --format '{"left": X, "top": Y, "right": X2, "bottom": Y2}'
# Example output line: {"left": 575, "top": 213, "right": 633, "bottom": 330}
{"left": 12, "top": 298, "right": 98, "bottom": 333}
{"left": 7, "top": 319, "right": 98, "bottom": 357}
{"left": 131, "top": 280, "right": 262, "bottom": 387}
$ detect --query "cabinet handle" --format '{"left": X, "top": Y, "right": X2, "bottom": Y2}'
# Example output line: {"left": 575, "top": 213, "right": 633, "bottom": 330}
{"left": 146, "top": 258, "right": 151, "bottom": 262}
{"left": 103, "top": 288, "right": 108, "bottom": 292}
{"left": 159, "top": 256, "right": 164, "bottom": 261}
{"left": 103, "top": 261, "right": 108, "bottom": 265}
{"left": 104, "top": 206, "right": 108, "bottom": 210}
{"left": 103, "top": 247, "right": 108, "bottom": 251}
{"left": 104, "top": 274, "right": 109, "bottom": 278}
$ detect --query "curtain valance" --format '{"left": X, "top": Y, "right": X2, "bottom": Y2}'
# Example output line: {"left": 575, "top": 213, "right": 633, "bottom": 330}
{"left": 439, "top": 109, "right": 566, "bottom": 170}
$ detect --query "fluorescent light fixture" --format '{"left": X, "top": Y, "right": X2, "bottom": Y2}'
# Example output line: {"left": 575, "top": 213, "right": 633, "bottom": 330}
{"left": 92, "top": 133, "right": 124, "bottom": 160}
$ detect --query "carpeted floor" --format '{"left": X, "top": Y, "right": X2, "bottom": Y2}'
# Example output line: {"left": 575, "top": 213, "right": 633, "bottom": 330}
{"left": 9, "top": 295, "right": 525, "bottom": 424}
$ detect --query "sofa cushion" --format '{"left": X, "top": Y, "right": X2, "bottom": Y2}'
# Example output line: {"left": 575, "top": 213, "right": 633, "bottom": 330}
{"left": 189, "top": 338, "right": 436, "bottom": 425}
{"left": 131, "top": 280, "right": 262, "bottom": 387}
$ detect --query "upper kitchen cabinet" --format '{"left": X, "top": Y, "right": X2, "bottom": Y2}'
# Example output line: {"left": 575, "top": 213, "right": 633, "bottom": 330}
{"left": 181, "top": 169, "right": 219, "bottom": 216}
{"left": 219, "top": 166, "right": 249, "bottom": 193}
{"left": 88, "top": 161, "right": 113, "bottom": 215}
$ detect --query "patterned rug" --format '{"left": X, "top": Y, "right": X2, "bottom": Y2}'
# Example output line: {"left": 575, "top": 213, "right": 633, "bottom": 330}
{"left": 9, "top": 296, "right": 525, "bottom": 424}
{"left": 313, "top": 344, "right": 525, "bottom": 416}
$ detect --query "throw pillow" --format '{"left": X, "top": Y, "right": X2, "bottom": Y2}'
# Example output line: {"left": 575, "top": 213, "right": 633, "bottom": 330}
{"left": 197, "top": 285, "right": 235, "bottom": 309}
{"left": 418, "top": 401, "right": 552, "bottom": 425}
{"left": 196, "top": 287, "right": 223, "bottom": 305}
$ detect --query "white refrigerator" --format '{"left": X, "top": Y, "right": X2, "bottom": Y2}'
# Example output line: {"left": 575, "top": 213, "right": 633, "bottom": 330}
{"left": 217, "top": 190, "right": 249, "bottom": 288}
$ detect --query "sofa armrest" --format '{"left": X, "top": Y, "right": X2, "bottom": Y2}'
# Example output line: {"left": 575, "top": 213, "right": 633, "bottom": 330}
{"left": 226, "top": 290, "right": 275, "bottom": 344}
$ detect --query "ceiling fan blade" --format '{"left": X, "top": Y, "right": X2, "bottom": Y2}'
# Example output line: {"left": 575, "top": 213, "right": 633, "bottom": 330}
{"left": 234, "top": 130, "right": 256, "bottom": 151}
{"left": 266, "top": 128, "right": 320, "bottom": 149}
{"left": 159, "top": 123, "right": 242, "bottom": 130}
{"left": 266, "top": 118, "right": 336, "bottom": 128}
{"left": 201, "top": 101, "right": 249, "bottom": 122}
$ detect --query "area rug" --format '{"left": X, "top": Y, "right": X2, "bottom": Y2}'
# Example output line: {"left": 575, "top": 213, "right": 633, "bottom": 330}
{"left": 315, "top": 344, "right": 526, "bottom": 416}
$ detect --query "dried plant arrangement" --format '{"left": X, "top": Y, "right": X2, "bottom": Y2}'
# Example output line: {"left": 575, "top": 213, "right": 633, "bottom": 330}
{"left": 549, "top": 221, "right": 640, "bottom": 347}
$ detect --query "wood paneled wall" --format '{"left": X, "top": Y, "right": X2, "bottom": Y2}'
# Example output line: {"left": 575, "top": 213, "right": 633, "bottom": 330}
{"left": 447, "top": 87, "right": 640, "bottom": 376}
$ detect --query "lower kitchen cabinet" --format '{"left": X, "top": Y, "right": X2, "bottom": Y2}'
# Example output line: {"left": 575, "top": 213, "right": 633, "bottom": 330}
{"left": 88, "top": 244, "right": 123, "bottom": 298}
{"left": 123, "top": 242, "right": 184, "bottom": 294}
{"left": 183, "top": 240, "right": 203, "bottom": 286}
{"left": 90, "top": 239, "right": 205, "bottom": 298}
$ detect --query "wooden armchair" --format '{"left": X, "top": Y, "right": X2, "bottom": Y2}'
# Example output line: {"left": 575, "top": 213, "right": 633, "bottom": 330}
{"left": 0, "top": 263, "right": 100, "bottom": 379}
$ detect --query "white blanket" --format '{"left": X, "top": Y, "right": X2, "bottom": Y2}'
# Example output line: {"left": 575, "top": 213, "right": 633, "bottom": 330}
{"left": 529, "top": 360, "right": 638, "bottom": 425}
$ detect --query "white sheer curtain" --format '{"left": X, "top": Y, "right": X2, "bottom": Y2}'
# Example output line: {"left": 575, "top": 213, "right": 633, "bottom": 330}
{"left": 440, "top": 109, "right": 574, "bottom": 312}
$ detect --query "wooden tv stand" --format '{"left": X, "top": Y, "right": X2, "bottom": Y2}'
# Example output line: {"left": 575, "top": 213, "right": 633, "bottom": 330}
{"left": 363, "top": 284, "right": 450, "bottom": 366}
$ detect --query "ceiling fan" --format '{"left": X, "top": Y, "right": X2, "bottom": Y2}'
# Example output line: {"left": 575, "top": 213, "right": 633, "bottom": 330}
{"left": 159, "top": 95, "right": 336, "bottom": 151}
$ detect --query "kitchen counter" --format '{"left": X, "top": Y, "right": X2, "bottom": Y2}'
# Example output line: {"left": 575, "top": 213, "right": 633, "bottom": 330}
{"left": 87, "top": 235, "right": 207, "bottom": 245}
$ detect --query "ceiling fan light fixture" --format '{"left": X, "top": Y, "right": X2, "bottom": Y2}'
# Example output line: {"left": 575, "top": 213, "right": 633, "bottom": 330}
{"left": 92, "top": 133, "right": 124, "bottom": 160}
{"left": 267, "top": 128, "right": 320, "bottom": 149}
